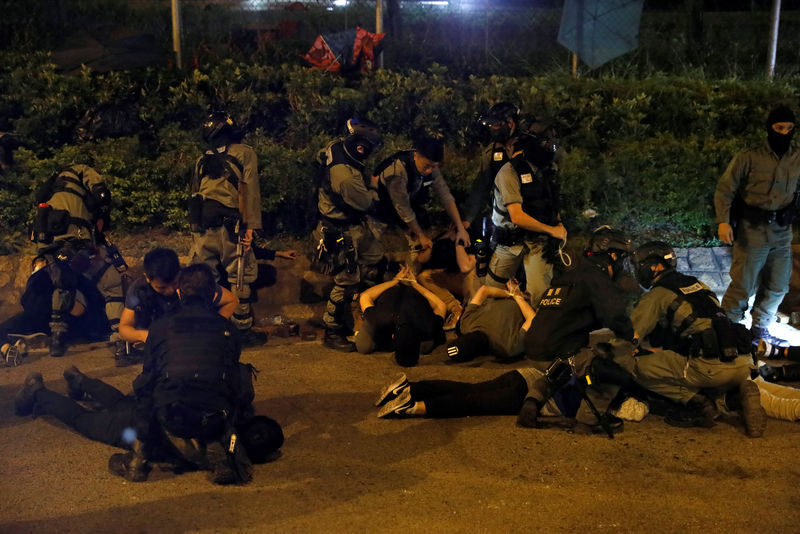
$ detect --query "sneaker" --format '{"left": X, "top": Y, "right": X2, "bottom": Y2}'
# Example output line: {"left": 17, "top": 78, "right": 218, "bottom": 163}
{"left": 516, "top": 397, "right": 541, "bottom": 428}
{"left": 63, "top": 366, "right": 87, "bottom": 400}
{"left": 3, "top": 340, "right": 27, "bottom": 367}
{"left": 758, "top": 363, "right": 782, "bottom": 383}
{"left": 756, "top": 339, "right": 784, "bottom": 360}
{"left": 375, "top": 374, "right": 409, "bottom": 407}
{"left": 739, "top": 380, "right": 767, "bottom": 438}
{"left": 108, "top": 452, "right": 149, "bottom": 482}
{"left": 239, "top": 329, "right": 269, "bottom": 348}
{"left": 377, "top": 388, "right": 414, "bottom": 418}
{"left": 323, "top": 331, "right": 355, "bottom": 352}
{"left": 751, "top": 326, "right": 788, "bottom": 348}
{"left": 14, "top": 373, "right": 44, "bottom": 417}
{"left": 572, "top": 413, "right": 624, "bottom": 436}
{"left": 443, "top": 305, "right": 463, "bottom": 332}
{"left": 612, "top": 397, "right": 649, "bottom": 422}
{"left": 206, "top": 441, "right": 237, "bottom": 485}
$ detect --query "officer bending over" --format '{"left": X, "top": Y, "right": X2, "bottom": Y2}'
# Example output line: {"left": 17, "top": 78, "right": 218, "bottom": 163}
{"left": 31, "top": 164, "right": 126, "bottom": 359}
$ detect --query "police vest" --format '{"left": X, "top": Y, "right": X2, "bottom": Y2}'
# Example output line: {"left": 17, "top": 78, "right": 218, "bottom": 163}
{"left": 318, "top": 140, "right": 366, "bottom": 225}
{"left": 493, "top": 154, "right": 559, "bottom": 230}
{"left": 373, "top": 150, "right": 433, "bottom": 226}
{"left": 192, "top": 145, "right": 245, "bottom": 206}
{"left": 654, "top": 270, "right": 722, "bottom": 335}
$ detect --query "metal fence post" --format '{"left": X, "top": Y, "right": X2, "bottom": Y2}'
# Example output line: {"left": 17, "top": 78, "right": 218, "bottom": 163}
{"left": 766, "top": 0, "right": 781, "bottom": 79}
{"left": 171, "top": 0, "right": 182, "bottom": 69}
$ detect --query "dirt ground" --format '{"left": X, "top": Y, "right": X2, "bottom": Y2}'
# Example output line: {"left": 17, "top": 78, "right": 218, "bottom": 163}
{"left": 0, "top": 335, "right": 799, "bottom": 534}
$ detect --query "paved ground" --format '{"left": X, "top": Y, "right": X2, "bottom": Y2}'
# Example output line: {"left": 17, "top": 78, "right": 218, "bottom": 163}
{"left": 1, "top": 336, "right": 799, "bottom": 534}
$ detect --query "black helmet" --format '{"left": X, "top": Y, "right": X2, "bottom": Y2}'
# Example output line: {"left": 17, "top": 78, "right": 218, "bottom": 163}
{"left": 479, "top": 102, "right": 520, "bottom": 143}
{"left": 515, "top": 134, "right": 555, "bottom": 169}
{"left": 238, "top": 416, "right": 284, "bottom": 464}
{"left": 202, "top": 111, "right": 237, "bottom": 145}
{"left": 585, "top": 225, "right": 632, "bottom": 275}
{"left": 343, "top": 118, "right": 382, "bottom": 162}
{"left": 478, "top": 102, "right": 520, "bottom": 127}
{"left": 632, "top": 241, "right": 677, "bottom": 288}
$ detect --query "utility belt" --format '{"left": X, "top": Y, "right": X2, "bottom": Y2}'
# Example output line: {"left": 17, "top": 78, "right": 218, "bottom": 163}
{"left": 687, "top": 318, "right": 753, "bottom": 363}
{"left": 740, "top": 202, "right": 794, "bottom": 227}
{"left": 311, "top": 222, "right": 357, "bottom": 276}
{"left": 188, "top": 196, "right": 240, "bottom": 240}
{"left": 491, "top": 225, "right": 546, "bottom": 247}
{"left": 32, "top": 203, "right": 93, "bottom": 244}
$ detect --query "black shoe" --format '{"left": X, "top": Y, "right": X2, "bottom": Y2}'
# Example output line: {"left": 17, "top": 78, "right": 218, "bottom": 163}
{"left": 14, "top": 373, "right": 44, "bottom": 416}
{"left": 516, "top": 398, "right": 541, "bottom": 428}
{"left": 323, "top": 331, "right": 355, "bottom": 352}
{"left": 758, "top": 364, "right": 782, "bottom": 383}
{"left": 115, "top": 346, "right": 143, "bottom": 368}
{"left": 49, "top": 331, "right": 67, "bottom": 358}
{"left": 665, "top": 394, "right": 717, "bottom": 428}
{"left": 206, "top": 441, "right": 237, "bottom": 485}
{"left": 108, "top": 452, "right": 150, "bottom": 482}
{"left": 572, "top": 413, "right": 624, "bottom": 435}
{"left": 63, "top": 366, "right": 86, "bottom": 400}
{"left": 239, "top": 329, "right": 268, "bottom": 348}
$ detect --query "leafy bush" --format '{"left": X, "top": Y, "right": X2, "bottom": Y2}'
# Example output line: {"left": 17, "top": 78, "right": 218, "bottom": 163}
{"left": 1, "top": 51, "right": 799, "bottom": 246}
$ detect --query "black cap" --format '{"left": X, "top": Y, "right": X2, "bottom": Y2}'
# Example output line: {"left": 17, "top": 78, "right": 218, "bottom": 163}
{"left": 238, "top": 416, "right": 284, "bottom": 464}
{"left": 446, "top": 331, "right": 491, "bottom": 362}
{"left": 767, "top": 105, "right": 796, "bottom": 127}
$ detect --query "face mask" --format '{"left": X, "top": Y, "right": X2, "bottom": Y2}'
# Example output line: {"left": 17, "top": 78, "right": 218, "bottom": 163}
{"left": 767, "top": 126, "right": 794, "bottom": 157}
{"left": 489, "top": 122, "right": 512, "bottom": 143}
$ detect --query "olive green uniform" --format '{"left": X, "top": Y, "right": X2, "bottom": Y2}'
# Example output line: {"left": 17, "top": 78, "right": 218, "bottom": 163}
{"left": 714, "top": 140, "right": 800, "bottom": 330}
{"left": 189, "top": 143, "right": 261, "bottom": 331}
{"left": 40, "top": 165, "right": 124, "bottom": 342}
{"left": 316, "top": 141, "right": 383, "bottom": 333}
{"left": 632, "top": 282, "right": 754, "bottom": 404}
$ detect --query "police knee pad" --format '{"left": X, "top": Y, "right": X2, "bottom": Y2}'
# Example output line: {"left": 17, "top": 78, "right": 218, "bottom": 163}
{"left": 587, "top": 357, "right": 635, "bottom": 388}
{"left": 51, "top": 288, "right": 76, "bottom": 316}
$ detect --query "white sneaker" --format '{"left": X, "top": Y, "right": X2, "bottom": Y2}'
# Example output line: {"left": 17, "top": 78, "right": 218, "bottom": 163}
{"left": 375, "top": 374, "right": 409, "bottom": 407}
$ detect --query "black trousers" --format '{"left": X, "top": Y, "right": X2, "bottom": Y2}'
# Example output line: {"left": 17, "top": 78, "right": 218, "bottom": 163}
{"left": 0, "top": 310, "right": 49, "bottom": 345}
{"left": 34, "top": 377, "right": 135, "bottom": 449}
{"left": 411, "top": 371, "right": 528, "bottom": 418}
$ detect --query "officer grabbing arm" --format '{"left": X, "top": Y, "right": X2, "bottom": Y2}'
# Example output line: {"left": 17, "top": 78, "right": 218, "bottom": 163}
{"left": 314, "top": 118, "right": 384, "bottom": 352}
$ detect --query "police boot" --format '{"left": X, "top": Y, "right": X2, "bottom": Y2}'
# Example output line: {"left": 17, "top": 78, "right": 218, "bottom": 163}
{"left": 239, "top": 329, "right": 268, "bottom": 348}
{"left": 14, "top": 373, "right": 44, "bottom": 417}
{"left": 665, "top": 394, "right": 717, "bottom": 428}
{"left": 516, "top": 397, "right": 542, "bottom": 428}
{"left": 738, "top": 380, "right": 767, "bottom": 438}
{"left": 324, "top": 329, "right": 356, "bottom": 352}
{"left": 108, "top": 440, "right": 149, "bottom": 482}
{"left": 49, "top": 323, "right": 68, "bottom": 358}
{"left": 114, "top": 340, "right": 141, "bottom": 367}
{"left": 572, "top": 413, "right": 624, "bottom": 436}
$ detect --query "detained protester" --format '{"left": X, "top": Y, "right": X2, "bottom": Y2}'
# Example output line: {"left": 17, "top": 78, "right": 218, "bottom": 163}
{"left": 354, "top": 265, "right": 447, "bottom": 367}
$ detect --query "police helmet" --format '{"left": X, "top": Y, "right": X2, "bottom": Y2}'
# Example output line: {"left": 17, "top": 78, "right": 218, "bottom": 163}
{"left": 201, "top": 111, "right": 237, "bottom": 145}
{"left": 632, "top": 241, "right": 677, "bottom": 288}
{"left": 343, "top": 118, "right": 382, "bottom": 161}
{"left": 585, "top": 225, "right": 632, "bottom": 276}
{"left": 478, "top": 102, "right": 520, "bottom": 128}
{"left": 516, "top": 134, "right": 555, "bottom": 169}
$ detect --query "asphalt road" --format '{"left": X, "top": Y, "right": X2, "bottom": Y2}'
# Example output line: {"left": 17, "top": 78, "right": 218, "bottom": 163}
{"left": 1, "top": 337, "right": 799, "bottom": 534}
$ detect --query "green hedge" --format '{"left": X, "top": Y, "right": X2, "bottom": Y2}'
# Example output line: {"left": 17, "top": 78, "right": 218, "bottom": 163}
{"left": 1, "top": 52, "right": 798, "bottom": 246}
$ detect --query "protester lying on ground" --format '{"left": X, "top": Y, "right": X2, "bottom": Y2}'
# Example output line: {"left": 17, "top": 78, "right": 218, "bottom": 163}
{"left": 416, "top": 226, "right": 479, "bottom": 331}
{"left": 354, "top": 265, "right": 446, "bottom": 367}
{"left": 118, "top": 248, "right": 237, "bottom": 356}
{"left": 13, "top": 365, "right": 283, "bottom": 482}
{"left": 445, "top": 279, "right": 534, "bottom": 363}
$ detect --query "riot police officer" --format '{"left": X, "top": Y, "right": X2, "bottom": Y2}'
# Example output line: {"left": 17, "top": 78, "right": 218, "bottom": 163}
{"left": 715, "top": 105, "right": 800, "bottom": 347}
{"left": 314, "top": 118, "right": 383, "bottom": 352}
{"left": 370, "top": 136, "right": 470, "bottom": 264}
{"left": 31, "top": 164, "right": 126, "bottom": 359}
{"left": 189, "top": 111, "right": 266, "bottom": 347}
{"left": 630, "top": 241, "right": 766, "bottom": 437}
{"left": 517, "top": 227, "right": 636, "bottom": 435}
{"left": 463, "top": 102, "right": 524, "bottom": 226}
{"left": 486, "top": 134, "right": 565, "bottom": 305}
